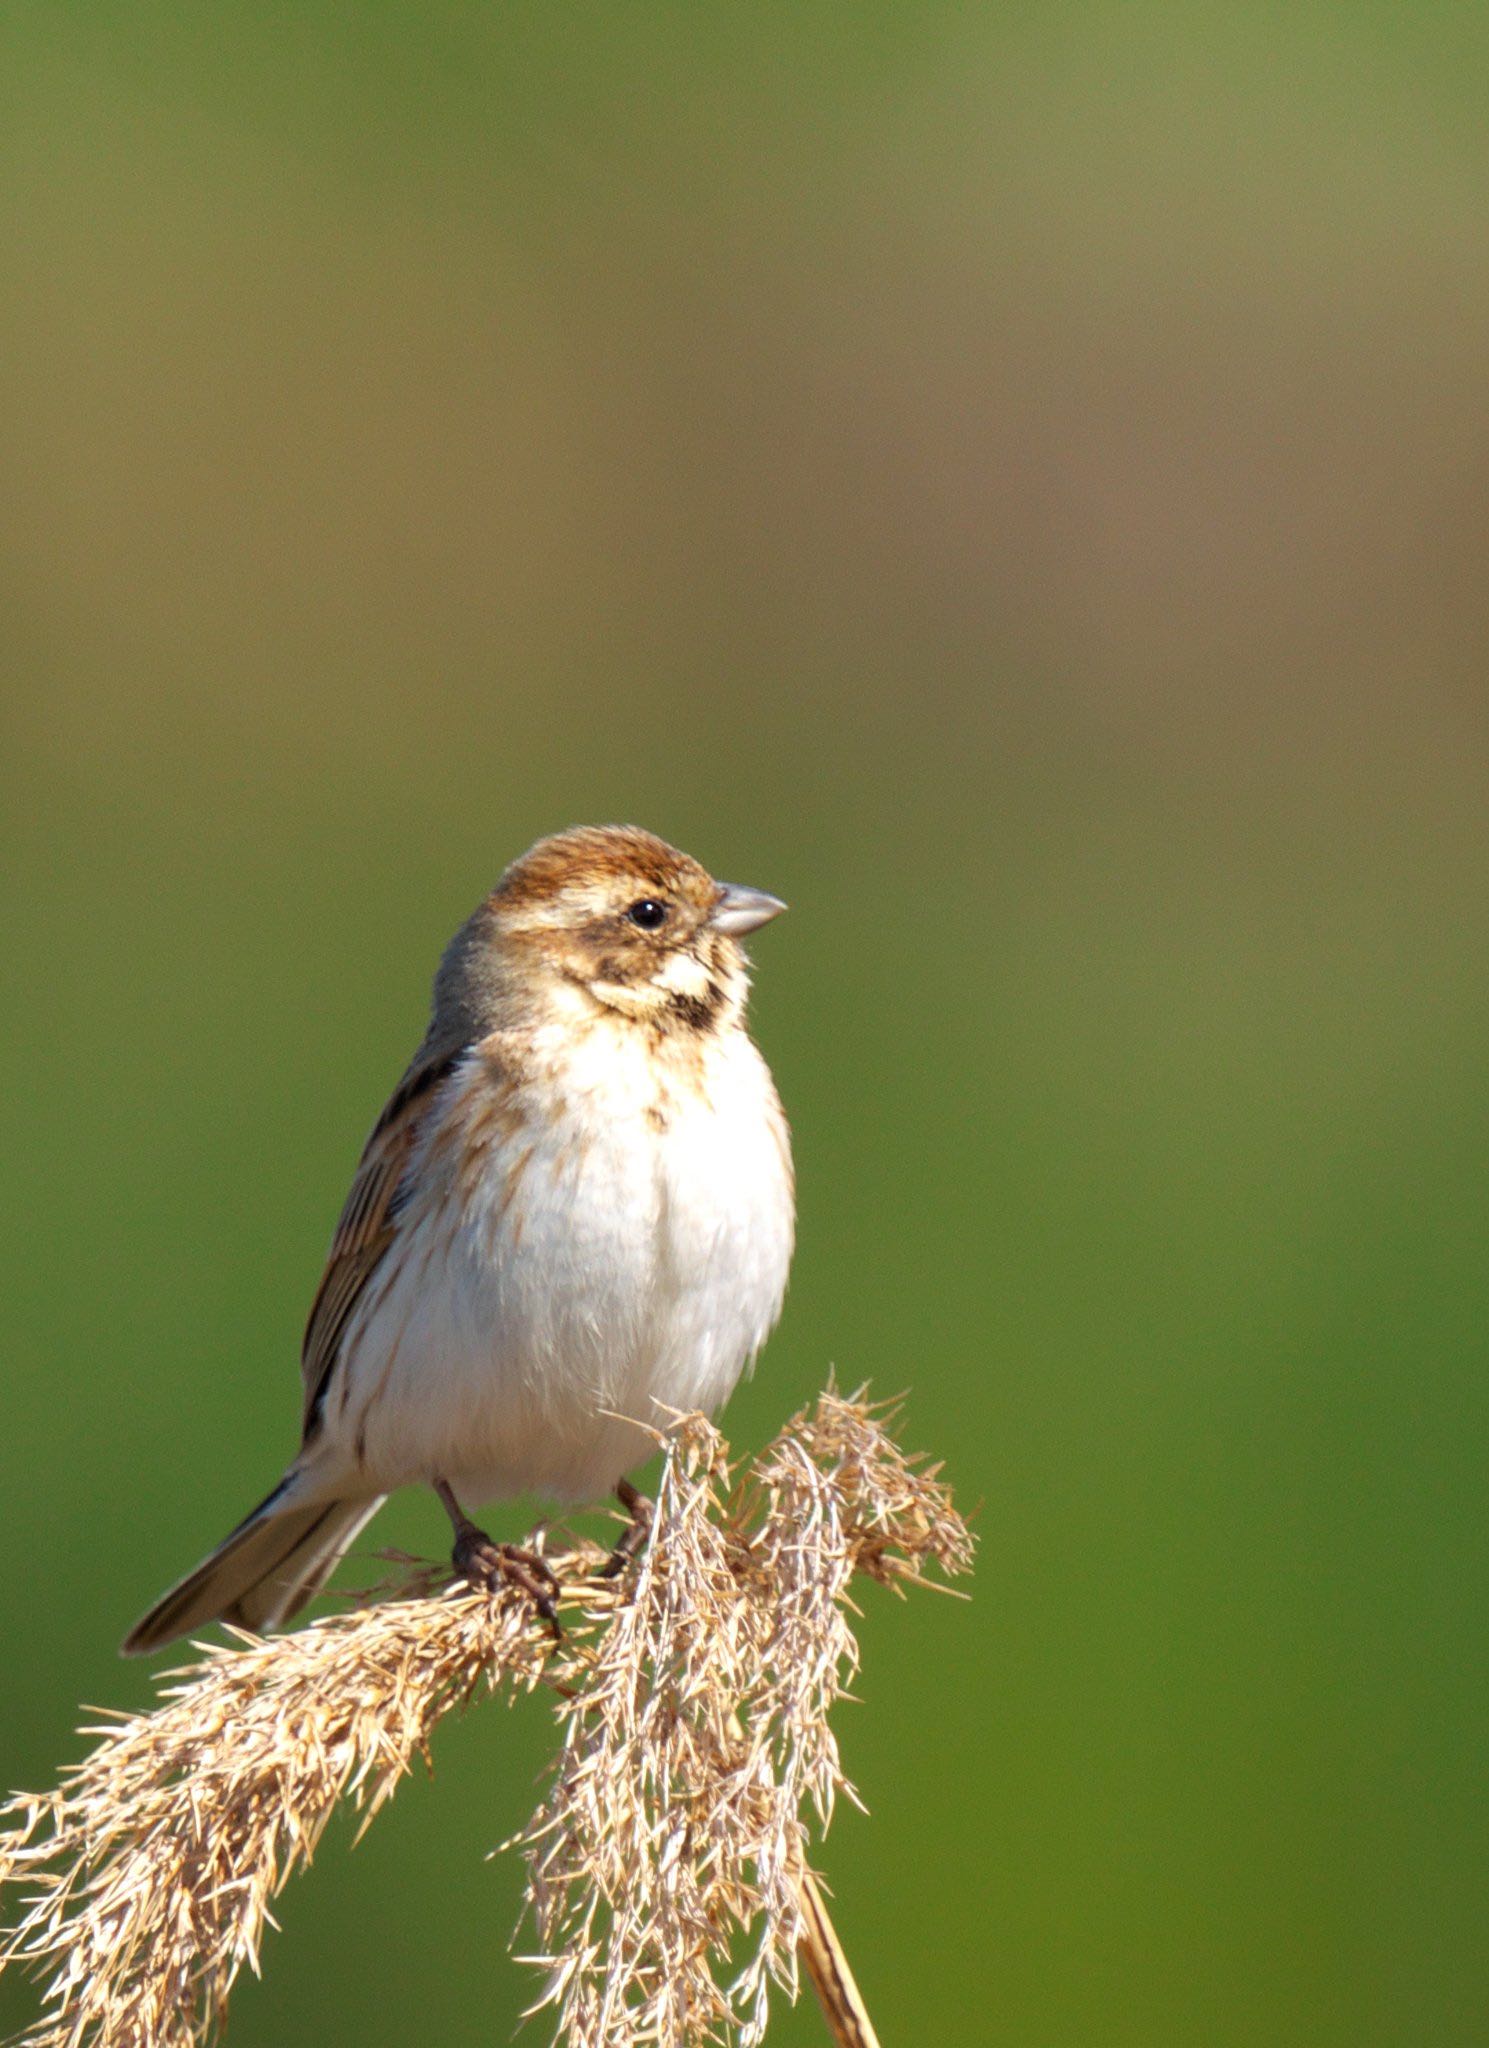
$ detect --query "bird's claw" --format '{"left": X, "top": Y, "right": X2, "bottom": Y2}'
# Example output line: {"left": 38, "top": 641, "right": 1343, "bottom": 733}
{"left": 453, "top": 1529, "right": 562, "bottom": 1639}
{"left": 597, "top": 1485, "right": 654, "bottom": 1582}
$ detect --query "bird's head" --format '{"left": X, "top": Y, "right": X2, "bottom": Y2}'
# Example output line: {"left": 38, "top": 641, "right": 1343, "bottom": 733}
{"left": 436, "top": 825, "right": 786, "bottom": 1040}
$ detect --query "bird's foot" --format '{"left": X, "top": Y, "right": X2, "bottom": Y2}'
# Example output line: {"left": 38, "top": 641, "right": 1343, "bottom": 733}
{"left": 598, "top": 1480, "right": 654, "bottom": 1581}
{"left": 453, "top": 1527, "right": 562, "bottom": 1639}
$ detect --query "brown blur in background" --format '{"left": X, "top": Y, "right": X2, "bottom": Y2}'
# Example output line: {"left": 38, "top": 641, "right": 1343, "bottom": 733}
{"left": 3, "top": 8, "right": 1487, "bottom": 2044}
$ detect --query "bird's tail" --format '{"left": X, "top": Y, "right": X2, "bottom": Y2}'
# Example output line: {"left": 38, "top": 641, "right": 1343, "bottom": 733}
{"left": 121, "top": 1478, "right": 387, "bottom": 1656}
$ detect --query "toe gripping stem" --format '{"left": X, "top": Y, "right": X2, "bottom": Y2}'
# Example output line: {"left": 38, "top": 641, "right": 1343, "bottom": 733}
{"left": 598, "top": 1477, "right": 654, "bottom": 1581}
{"left": 436, "top": 1479, "right": 562, "bottom": 1639}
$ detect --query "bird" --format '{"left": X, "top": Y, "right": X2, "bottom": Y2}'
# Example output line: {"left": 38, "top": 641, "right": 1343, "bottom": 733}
{"left": 122, "top": 825, "right": 794, "bottom": 1655}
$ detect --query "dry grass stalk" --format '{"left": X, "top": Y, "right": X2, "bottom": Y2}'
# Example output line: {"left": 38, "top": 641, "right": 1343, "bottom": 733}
{"left": 795, "top": 1872, "right": 881, "bottom": 2048}
{"left": 0, "top": 1389, "right": 972, "bottom": 2048}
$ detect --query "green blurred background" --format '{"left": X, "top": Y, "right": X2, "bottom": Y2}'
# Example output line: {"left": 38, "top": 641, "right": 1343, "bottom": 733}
{"left": 3, "top": 5, "right": 1487, "bottom": 2043}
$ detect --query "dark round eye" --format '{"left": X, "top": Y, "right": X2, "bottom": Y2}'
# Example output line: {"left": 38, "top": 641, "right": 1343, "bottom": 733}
{"left": 627, "top": 898, "right": 669, "bottom": 930}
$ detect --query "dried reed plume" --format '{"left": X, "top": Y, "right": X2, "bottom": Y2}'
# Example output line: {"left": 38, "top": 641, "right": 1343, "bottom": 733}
{"left": 0, "top": 1389, "right": 972, "bottom": 2048}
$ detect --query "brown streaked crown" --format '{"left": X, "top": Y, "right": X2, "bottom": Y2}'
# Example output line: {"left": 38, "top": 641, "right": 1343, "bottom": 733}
{"left": 493, "top": 825, "right": 717, "bottom": 920}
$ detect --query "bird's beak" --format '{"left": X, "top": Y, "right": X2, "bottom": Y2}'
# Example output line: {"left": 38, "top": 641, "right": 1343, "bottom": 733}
{"left": 711, "top": 883, "right": 788, "bottom": 936}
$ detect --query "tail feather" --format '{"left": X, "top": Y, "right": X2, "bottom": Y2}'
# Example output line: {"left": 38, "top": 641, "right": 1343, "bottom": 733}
{"left": 122, "top": 1485, "right": 387, "bottom": 1656}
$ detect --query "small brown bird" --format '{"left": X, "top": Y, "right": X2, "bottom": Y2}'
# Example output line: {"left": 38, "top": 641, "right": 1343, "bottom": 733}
{"left": 124, "top": 826, "right": 794, "bottom": 1654}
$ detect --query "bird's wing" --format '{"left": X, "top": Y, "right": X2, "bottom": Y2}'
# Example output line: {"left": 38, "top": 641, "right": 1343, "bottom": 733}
{"left": 299, "top": 1044, "right": 463, "bottom": 1439}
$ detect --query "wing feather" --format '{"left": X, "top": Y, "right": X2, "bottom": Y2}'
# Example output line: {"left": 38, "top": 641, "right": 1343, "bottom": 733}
{"left": 299, "top": 1044, "right": 464, "bottom": 1438}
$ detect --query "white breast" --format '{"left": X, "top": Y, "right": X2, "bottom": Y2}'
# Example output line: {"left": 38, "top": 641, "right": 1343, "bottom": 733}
{"left": 332, "top": 1022, "right": 794, "bottom": 1508}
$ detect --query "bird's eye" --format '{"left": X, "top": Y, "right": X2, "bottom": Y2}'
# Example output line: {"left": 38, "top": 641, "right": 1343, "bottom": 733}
{"left": 627, "top": 898, "right": 669, "bottom": 930}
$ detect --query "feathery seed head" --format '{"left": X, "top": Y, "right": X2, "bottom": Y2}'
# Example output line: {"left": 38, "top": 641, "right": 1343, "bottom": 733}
{"left": 0, "top": 1389, "right": 970, "bottom": 2048}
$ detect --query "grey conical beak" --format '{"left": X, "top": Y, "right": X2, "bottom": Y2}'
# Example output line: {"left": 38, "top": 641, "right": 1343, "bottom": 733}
{"left": 711, "top": 883, "right": 788, "bottom": 936}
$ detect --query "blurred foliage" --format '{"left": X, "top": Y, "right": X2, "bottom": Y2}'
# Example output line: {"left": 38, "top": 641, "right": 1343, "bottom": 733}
{"left": 2, "top": 5, "right": 1487, "bottom": 2045}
